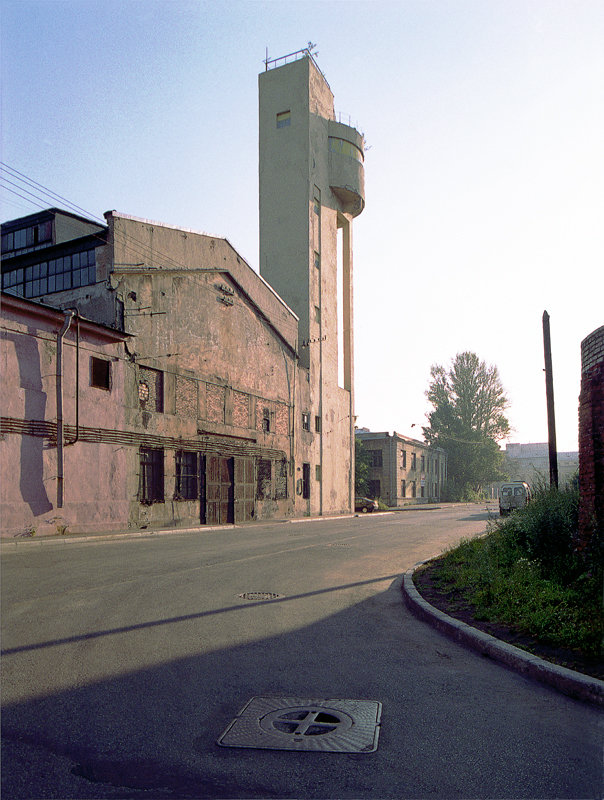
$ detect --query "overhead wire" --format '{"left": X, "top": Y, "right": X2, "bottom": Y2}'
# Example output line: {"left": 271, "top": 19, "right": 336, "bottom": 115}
{"left": 0, "top": 163, "right": 232, "bottom": 276}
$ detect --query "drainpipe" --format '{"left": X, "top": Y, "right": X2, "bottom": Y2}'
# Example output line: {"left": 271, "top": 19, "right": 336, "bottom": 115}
{"left": 65, "top": 310, "right": 80, "bottom": 446}
{"left": 56, "top": 310, "right": 75, "bottom": 508}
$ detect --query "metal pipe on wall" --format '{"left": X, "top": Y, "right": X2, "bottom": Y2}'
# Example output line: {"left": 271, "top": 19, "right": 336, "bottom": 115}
{"left": 56, "top": 310, "right": 75, "bottom": 508}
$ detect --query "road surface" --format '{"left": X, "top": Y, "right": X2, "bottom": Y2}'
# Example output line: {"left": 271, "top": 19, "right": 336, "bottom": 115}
{"left": 2, "top": 506, "right": 602, "bottom": 798}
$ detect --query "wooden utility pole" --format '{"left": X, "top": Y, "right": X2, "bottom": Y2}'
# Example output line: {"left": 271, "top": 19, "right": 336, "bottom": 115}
{"left": 542, "top": 311, "right": 559, "bottom": 488}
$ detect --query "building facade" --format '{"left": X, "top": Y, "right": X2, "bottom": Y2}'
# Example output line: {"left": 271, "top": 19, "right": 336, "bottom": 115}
{"left": 355, "top": 430, "right": 448, "bottom": 506}
{"left": 0, "top": 51, "right": 365, "bottom": 535}
{"left": 504, "top": 443, "right": 579, "bottom": 489}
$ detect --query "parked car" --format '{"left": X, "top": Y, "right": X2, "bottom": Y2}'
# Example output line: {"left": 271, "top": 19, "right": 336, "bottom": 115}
{"left": 499, "top": 481, "right": 531, "bottom": 516}
{"left": 355, "top": 496, "right": 378, "bottom": 513}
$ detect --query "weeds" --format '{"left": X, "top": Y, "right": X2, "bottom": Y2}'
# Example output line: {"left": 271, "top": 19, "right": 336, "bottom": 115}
{"left": 433, "top": 486, "right": 603, "bottom": 657}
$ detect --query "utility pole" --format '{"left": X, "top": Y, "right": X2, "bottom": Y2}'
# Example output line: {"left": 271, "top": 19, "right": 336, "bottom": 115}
{"left": 542, "top": 310, "right": 558, "bottom": 488}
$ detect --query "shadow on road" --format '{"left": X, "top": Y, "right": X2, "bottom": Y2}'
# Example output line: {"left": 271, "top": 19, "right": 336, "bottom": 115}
{"left": 2, "top": 577, "right": 600, "bottom": 799}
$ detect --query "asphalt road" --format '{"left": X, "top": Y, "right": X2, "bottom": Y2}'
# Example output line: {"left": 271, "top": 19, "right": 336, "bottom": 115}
{"left": 1, "top": 506, "right": 602, "bottom": 799}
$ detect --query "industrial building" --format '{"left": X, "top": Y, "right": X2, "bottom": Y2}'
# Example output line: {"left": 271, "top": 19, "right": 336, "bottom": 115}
{"left": 0, "top": 49, "right": 365, "bottom": 535}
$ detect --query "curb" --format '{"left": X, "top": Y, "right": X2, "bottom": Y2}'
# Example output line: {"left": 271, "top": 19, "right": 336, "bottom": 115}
{"left": 402, "top": 562, "right": 604, "bottom": 707}
{"left": 0, "top": 512, "right": 368, "bottom": 547}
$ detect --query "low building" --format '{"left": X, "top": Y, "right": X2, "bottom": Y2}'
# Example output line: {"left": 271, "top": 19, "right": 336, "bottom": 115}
{"left": 1, "top": 293, "right": 130, "bottom": 536}
{"left": 504, "top": 443, "right": 578, "bottom": 489}
{"left": 355, "top": 430, "right": 447, "bottom": 506}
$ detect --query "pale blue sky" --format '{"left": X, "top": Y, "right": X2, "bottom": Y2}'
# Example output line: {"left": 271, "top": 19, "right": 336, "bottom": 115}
{"left": 2, "top": 0, "right": 603, "bottom": 452}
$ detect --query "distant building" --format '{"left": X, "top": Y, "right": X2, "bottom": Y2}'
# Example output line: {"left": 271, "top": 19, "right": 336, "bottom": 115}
{"left": 355, "top": 430, "right": 448, "bottom": 506}
{"left": 0, "top": 49, "right": 366, "bottom": 535}
{"left": 504, "top": 443, "right": 578, "bottom": 489}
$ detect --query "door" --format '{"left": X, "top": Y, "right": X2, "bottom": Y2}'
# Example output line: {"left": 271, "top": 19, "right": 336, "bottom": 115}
{"left": 204, "top": 455, "right": 234, "bottom": 524}
{"left": 234, "top": 457, "right": 255, "bottom": 522}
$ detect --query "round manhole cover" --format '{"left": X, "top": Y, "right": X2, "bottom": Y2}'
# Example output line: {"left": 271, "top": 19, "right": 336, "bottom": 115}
{"left": 238, "top": 592, "right": 283, "bottom": 601}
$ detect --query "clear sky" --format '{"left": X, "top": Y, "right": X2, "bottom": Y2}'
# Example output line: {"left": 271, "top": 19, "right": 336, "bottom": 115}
{"left": 2, "top": 0, "right": 602, "bottom": 453}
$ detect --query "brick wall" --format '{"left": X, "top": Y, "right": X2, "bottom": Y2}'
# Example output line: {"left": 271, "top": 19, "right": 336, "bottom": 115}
{"left": 578, "top": 325, "right": 604, "bottom": 551}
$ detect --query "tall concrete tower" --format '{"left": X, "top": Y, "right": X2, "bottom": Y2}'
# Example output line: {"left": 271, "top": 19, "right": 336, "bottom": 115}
{"left": 259, "top": 49, "right": 365, "bottom": 514}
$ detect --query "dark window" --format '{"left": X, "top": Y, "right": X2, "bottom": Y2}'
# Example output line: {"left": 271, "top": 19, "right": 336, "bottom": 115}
{"left": 411, "top": 453, "right": 417, "bottom": 470}
{"left": 421, "top": 455, "right": 425, "bottom": 472}
{"left": 368, "top": 450, "right": 383, "bottom": 468}
{"left": 315, "top": 415, "right": 321, "bottom": 433}
{"left": 411, "top": 480, "right": 417, "bottom": 498}
{"left": 401, "top": 479, "right": 406, "bottom": 497}
{"left": 302, "top": 412, "right": 310, "bottom": 431}
{"left": 402, "top": 450, "right": 407, "bottom": 469}
{"left": 1, "top": 248, "right": 96, "bottom": 297}
{"left": 302, "top": 462, "right": 311, "bottom": 499}
{"left": 175, "top": 451, "right": 198, "bottom": 500}
{"left": 90, "top": 357, "right": 111, "bottom": 390}
{"left": 276, "top": 110, "right": 291, "bottom": 128}
{"left": 139, "top": 448, "right": 164, "bottom": 503}
{"left": 368, "top": 479, "right": 381, "bottom": 499}
{"left": 262, "top": 408, "right": 271, "bottom": 432}
{"left": 257, "top": 458, "right": 272, "bottom": 500}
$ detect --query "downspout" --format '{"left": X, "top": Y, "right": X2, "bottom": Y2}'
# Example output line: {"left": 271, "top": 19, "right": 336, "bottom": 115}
{"left": 65, "top": 309, "right": 80, "bottom": 446}
{"left": 56, "top": 310, "right": 75, "bottom": 508}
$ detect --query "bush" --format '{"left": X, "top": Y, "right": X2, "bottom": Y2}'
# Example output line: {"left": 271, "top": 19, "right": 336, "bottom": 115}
{"left": 432, "top": 485, "right": 603, "bottom": 657}
{"left": 498, "top": 486, "right": 582, "bottom": 584}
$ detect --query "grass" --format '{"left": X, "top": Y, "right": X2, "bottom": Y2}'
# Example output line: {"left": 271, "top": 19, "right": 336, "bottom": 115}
{"left": 429, "top": 487, "right": 603, "bottom": 658}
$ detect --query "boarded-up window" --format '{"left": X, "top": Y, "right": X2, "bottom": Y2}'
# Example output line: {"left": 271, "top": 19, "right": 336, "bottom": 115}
{"left": 232, "top": 391, "right": 250, "bottom": 428}
{"left": 206, "top": 383, "right": 225, "bottom": 423}
{"left": 176, "top": 377, "right": 197, "bottom": 418}
{"left": 139, "top": 366, "right": 164, "bottom": 413}
{"left": 256, "top": 459, "right": 272, "bottom": 500}
{"left": 275, "top": 403, "right": 289, "bottom": 435}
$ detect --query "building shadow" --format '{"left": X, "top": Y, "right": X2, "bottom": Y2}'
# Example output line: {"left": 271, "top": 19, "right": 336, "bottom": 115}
{"left": 1, "top": 577, "right": 600, "bottom": 799}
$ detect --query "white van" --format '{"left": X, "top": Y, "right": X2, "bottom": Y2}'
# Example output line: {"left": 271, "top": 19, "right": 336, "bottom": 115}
{"left": 499, "top": 481, "right": 531, "bottom": 516}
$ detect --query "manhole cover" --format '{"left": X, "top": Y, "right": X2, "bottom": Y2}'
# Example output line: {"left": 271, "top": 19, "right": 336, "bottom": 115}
{"left": 217, "top": 696, "right": 382, "bottom": 753}
{"left": 238, "top": 592, "right": 283, "bottom": 601}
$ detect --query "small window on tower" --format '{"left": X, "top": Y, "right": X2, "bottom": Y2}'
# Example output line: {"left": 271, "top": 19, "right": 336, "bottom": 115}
{"left": 276, "top": 110, "right": 291, "bottom": 128}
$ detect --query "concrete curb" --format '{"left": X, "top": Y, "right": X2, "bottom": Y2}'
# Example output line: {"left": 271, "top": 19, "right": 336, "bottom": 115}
{"left": 403, "top": 562, "right": 604, "bottom": 708}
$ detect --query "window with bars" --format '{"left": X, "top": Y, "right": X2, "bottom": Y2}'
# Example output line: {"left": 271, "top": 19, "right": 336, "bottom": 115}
{"left": 139, "top": 447, "right": 164, "bottom": 504}
{"left": 175, "top": 451, "right": 198, "bottom": 500}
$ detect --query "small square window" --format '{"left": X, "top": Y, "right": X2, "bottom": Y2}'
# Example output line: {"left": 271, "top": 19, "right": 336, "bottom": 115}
{"left": 276, "top": 110, "right": 291, "bottom": 128}
{"left": 91, "top": 357, "right": 111, "bottom": 390}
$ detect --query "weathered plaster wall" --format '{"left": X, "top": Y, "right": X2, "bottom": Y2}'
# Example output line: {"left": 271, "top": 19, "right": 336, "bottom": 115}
{"left": 1, "top": 297, "right": 129, "bottom": 536}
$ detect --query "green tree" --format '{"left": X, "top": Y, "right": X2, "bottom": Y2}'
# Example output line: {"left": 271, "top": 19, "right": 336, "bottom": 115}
{"left": 355, "top": 438, "right": 371, "bottom": 496}
{"left": 423, "top": 352, "right": 510, "bottom": 499}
